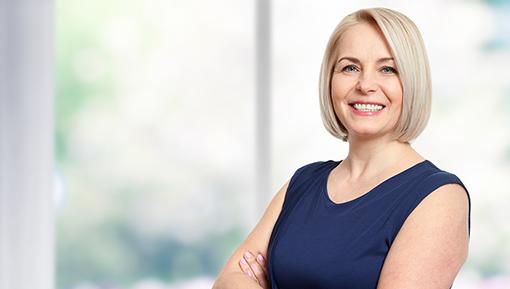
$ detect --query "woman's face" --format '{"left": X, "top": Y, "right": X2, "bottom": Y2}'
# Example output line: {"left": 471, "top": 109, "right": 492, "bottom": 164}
{"left": 331, "top": 22, "right": 403, "bottom": 141}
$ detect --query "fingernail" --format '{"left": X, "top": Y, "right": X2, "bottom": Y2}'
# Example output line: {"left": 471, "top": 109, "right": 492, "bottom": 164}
{"left": 257, "top": 254, "right": 264, "bottom": 262}
{"left": 240, "top": 258, "right": 247, "bottom": 265}
{"left": 244, "top": 251, "right": 253, "bottom": 260}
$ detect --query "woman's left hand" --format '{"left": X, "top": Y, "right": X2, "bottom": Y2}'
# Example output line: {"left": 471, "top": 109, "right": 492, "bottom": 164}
{"left": 238, "top": 250, "right": 270, "bottom": 289}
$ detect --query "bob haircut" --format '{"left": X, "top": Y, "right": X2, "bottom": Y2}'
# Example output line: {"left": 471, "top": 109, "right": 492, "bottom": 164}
{"left": 319, "top": 7, "right": 431, "bottom": 143}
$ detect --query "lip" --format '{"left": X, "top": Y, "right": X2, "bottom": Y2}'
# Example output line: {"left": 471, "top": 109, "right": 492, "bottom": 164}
{"left": 349, "top": 104, "right": 385, "bottom": 116}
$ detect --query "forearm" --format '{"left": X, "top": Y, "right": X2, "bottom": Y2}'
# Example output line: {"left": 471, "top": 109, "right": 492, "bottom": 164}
{"left": 212, "top": 272, "right": 264, "bottom": 289}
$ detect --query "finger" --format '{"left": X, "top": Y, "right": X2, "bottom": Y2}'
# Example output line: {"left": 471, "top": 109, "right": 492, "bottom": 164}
{"left": 256, "top": 253, "right": 268, "bottom": 275}
{"left": 239, "top": 257, "right": 257, "bottom": 282}
{"left": 244, "top": 251, "right": 268, "bottom": 287}
{"left": 255, "top": 254, "right": 270, "bottom": 289}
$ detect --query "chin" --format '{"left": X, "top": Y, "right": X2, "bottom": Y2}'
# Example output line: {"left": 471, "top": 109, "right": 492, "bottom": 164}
{"left": 349, "top": 130, "right": 385, "bottom": 139}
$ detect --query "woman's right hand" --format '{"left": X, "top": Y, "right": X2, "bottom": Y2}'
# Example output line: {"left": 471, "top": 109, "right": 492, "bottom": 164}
{"left": 238, "top": 250, "right": 270, "bottom": 289}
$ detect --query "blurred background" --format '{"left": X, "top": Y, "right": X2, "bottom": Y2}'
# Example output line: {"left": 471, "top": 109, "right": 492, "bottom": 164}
{"left": 52, "top": 0, "right": 510, "bottom": 288}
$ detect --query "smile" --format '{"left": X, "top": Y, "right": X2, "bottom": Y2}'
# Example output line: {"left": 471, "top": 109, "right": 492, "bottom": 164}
{"left": 352, "top": 103, "right": 384, "bottom": 111}
{"left": 349, "top": 103, "right": 385, "bottom": 116}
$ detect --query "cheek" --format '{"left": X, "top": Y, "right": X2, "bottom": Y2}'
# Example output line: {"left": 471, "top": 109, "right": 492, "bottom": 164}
{"left": 385, "top": 82, "right": 404, "bottom": 122}
{"left": 330, "top": 82, "right": 346, "bottom": 113}
{"left": 385, "top": 81, "right": 403, "bottom": 105}
{"left": 330, "top": 77, "right": 351, "bottom": 101}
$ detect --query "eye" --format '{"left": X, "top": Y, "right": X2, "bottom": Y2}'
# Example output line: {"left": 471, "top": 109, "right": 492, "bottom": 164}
{"left": 342, "top": 65, "right": 359, "bottom": 73}
{"left": 381, "top": 66, "right": 398, "bottom": 74}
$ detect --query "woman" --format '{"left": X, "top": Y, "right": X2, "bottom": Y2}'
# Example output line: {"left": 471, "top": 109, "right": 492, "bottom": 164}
{"left": 213, "top": 7, "right": 471, "bottom": 289}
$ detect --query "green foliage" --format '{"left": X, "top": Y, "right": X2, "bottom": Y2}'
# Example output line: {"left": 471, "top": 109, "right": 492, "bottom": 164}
{"left": 56, "top": 1, "right": 248, "bottom": 287}
{"left": 55, "top": 0, "right": 115, "bottom": 162}
{"left": 57, "top": 205, "right": 244, "bottom": 288}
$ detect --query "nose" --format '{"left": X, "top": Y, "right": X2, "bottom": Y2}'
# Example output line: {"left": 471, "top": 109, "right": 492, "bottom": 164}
{"left": 356, "top": 71, "right": 378, "bottom": 94}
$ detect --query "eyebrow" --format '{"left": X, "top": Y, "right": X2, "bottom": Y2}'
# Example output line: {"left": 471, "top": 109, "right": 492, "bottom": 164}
{"left": 336, "top": 57, "right": 394, "bottom": 64}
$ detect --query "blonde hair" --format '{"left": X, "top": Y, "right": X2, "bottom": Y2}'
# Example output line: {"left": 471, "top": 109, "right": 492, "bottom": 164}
{"left": 319, "top": 7, "right": 431, "bottom": 143}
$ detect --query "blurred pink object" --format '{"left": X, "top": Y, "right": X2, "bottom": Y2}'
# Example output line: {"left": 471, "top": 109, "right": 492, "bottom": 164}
{"left": 481, "top": 275, "right": 510, "bottom": 289}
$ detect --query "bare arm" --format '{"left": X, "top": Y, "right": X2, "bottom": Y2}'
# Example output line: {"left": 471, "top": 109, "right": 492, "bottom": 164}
{"left": 377, "top": 183, "right": 470, "bottom": 289}
{"left": 212, "top": 272, "right": 263, "bottom": 289}
{"left": 212, "top": 180, "right": 290, "bottom": 289}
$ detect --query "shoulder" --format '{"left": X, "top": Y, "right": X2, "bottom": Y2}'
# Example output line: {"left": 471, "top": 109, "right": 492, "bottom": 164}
{"left": 423, "top": 170, "right": 469, "bottom": 207}
{"left": 412, "top": 176, "right": 470, "bottom": 235}
{"left": 416, "top": 167, "right": 471, "bottom": 226}
{"left": 294, "top": 160, "right": 333, "bottom": 174}
{"left": 412, "top": 161, "right": 471, "bottom": 216}
{"left": 292, "top": 160, "right": 337, "bottom": 180}
{"left": 287, "top": 160, "right": 335, "bottom": 190}
{"left": 420, "top": 168, "right": 468, "bottom": 192}
{"left": 413, "top": 163, "right": 471, "bottom": 234}
{"left": 378, "top": 166, "right": 471, "bottom": 288}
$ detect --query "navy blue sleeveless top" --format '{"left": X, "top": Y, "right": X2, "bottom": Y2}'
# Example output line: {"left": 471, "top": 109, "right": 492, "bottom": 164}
{"left": 267, "top": 159, "right": 471, "bottom": 289}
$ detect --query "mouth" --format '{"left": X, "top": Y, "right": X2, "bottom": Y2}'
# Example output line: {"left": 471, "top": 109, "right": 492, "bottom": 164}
{"left": 348, "top": 102, "right": 386, "bottom": 112}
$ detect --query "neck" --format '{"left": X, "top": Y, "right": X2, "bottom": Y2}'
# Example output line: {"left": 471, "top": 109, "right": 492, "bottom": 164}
{"left": 341, "top": 134, "right": 417, "bottom": 180}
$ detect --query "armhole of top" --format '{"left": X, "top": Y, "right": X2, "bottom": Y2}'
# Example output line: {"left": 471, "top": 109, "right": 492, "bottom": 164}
{"left": 282, "top": 161, "right": 325, "bottom": 207}
{"left": 391, "top": 171, "right": 472, "bottom": 245}
{"left": 417, "top": 171, "right": 472, "bottom": 237}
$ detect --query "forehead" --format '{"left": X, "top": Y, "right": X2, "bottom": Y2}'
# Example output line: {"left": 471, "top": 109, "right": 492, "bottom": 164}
{"left": 336, "top": 22, "right": 393, "bottom": 59}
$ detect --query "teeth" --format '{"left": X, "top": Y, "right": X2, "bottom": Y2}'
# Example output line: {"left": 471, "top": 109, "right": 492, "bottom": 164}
{"left": 353, "top": 103, "right": 384, "bottom": 112}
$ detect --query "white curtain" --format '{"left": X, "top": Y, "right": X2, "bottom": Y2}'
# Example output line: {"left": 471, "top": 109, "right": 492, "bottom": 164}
{"left": 0, "top": 1, "right": 54, "bottom": 289}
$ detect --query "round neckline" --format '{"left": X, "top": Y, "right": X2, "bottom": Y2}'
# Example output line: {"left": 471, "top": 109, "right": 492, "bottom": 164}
{"left": 323, "top": 159, "right": 431, "bottom": 206}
